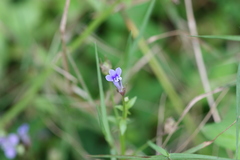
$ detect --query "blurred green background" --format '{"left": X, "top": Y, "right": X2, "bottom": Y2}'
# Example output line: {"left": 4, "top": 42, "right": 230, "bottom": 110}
{"left": 0, "top": 0, "right": 240, "bottom": 159}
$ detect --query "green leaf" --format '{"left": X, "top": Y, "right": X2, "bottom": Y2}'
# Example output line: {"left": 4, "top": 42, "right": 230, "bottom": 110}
{"left": 119, "top": 119, "right": 127, "bottom": 135}
{"left": 201, "top": 121, "right": 235, "bottom": 150}
{"left": 90, "top": 153, "right": 234, "bottom": 160}
{"left": 147, "top": 141, "right": 169, "bottom": 157}
{"left": 115, "top": 105, "right": 123, "bottom": 111}
{"left": 95, "top": 43, "right": 113, "bottom": 146}
{"left": 126, "top": 96, "right": 137, "bottom": 109}
{"left": 169, "top": 153, "right": 234, "bottom": 160}
{"left": 191, "top": 35, "right": 240, "bottom": 41}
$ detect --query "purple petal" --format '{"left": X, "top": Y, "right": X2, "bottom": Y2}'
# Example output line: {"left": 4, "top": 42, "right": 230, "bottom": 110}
{"left": 105, "top": 75, "right": 113, "bottom": 82}
{"left": 17, "top": 124, "right": 29, "bottom": 136}
{"left": 115, "top": 67, "right": 122, "bottom": 76}
{"left": 0, "top": 137, "right": 6, "bottom": 144}
{"left": 8, "top": 134, "right": 19, "bottom": 145}
{"left": 4, "top": 147, "right": 17, "bottom": 159}
{"left": 109, "top": 69, "right": 116, "bottom": 76}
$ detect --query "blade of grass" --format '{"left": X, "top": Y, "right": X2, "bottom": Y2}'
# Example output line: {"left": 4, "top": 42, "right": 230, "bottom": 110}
{"left": 147, "top": 141, "right": 169, "bottom": 157}
{"left": 95, "top": 43, "right": 114, "bottom": 147}
{"left": 90, "top": 153, "right": 234, "bottom": 160}
{"left": 236, "top": 63, "right": 240, "bottom": 159}
{"left": 191, "top": 35, "right": 240, "bottom": 41}
{"left": 90, "top": 154, "right": 168, "bottom": 160}
{"left": 183, "top": 141, "right": 212, "bottom": 154}
{"left": 169, "top": 153, "right": 234, "bottom": 160}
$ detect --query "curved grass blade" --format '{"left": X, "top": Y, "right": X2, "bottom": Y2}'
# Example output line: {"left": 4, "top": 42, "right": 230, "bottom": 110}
{"left": 191, "top": 35, "right": 240, "bottom": 41}
{"left": 147, "top": 141, "right": 169, "bottom": 157}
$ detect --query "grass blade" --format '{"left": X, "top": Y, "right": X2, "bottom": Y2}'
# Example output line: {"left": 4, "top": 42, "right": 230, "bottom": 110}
{"left": 236, "top": 63, "right": 240, "bottom": 159}
{"left": 95, "top": 43, "right": 114, "bottom": 147}
{"left": 147, "top": 141, "right": 169, "bottom": 157}
{"left": 191, "top": 35, "right": 240, "bottom": 41}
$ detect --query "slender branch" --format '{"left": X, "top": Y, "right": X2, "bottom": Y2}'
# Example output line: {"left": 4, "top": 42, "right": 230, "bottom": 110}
{"left": 176, "top": 88, "right": 229, "bottom": 152}
{"left": 184, "top": 0, "right": 221, "bottom": 122}
{"left": 163, "top": 86, "right": 226, "bottom": 147}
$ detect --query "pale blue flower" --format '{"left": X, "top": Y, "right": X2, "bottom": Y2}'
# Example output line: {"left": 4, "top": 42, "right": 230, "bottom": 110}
{"left": 0, "top": 134, "right": 19, "bottom": 159}
{"left": 105, "top": 67, "right": 125, "bottom": 95}
{"left": 17, "top": 123, "right": 30, "bottom": 145}
{"left": 0, "top": 124, "right": 31, "bottom": 159}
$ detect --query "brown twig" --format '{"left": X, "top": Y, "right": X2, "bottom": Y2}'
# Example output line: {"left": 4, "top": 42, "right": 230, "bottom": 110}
{"left": 156, "top": 94, "right": 166, "bottom": 155}
{"left": 147, "top": 30, "right": 189, "bottom": 44}
{"left": 175, "top": 88, "right": 229, "bottom": 152}
{"left": 163, "top": 86, "right": 226, "bottom": 147}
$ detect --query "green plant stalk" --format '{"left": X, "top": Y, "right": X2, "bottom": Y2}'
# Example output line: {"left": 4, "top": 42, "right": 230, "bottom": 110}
{"left": 110, "top": 84, "right": 119, "bottom": 119}
{"left": 120, "top": 96, "right": 127, "bottom": 156}
{"left": 120, "top": 133, "right": 126, "bottom": 155}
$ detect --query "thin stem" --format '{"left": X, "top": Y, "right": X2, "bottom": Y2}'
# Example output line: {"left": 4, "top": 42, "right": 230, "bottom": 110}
{"left": 120, "top": 96, "right": 126, "bottom": 156}
{"left": 122, "top": 96, "right": 127, "bottom": 119}
{"left": 120, "top": 133, "right": 125, "bottom": 155}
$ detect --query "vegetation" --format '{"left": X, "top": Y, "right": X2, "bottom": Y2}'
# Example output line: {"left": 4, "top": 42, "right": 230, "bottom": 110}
{"left": 0, "top": 0, "right": 240, "bottom": 159}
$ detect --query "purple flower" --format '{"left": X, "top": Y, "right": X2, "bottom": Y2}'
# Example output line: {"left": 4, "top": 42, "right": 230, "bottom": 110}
{"left": 0, "top": 134, "right": 19, "bottom": 159}
{"left": 105, "top": 67, "right": 125, "bottom": 95}
{"left": 17, "top": 123, "right": 30, "bottom": 145}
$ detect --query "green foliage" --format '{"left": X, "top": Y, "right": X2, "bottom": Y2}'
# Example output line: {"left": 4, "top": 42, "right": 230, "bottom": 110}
{"left": 0, "top": 0, "right": 239, "bottom": 159}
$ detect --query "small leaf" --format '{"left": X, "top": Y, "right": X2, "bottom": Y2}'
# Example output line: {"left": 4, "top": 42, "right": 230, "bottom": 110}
{"left": 147, "top": 141, "right": 169, "bottom": 157}
{"left": 115, "top": 105, "right": 123, "bottom": 111}
{"left": 119, "top": 119, "right": 127, "bottom": 135}
{"left": 126, "top": 96, "right": 137, "bottom": 109}
{"left": 108, "top": 116, "right": 118, "bottom": 124}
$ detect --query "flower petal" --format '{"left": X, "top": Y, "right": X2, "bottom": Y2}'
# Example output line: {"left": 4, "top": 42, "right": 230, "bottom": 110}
{"left": 116, "top": 67, "right": 122, "bottom": 76}
{"left": 105, "top": 75, "right": 113, "bottom": 82}
{"left": 8, "top": 134, "right": 19, "bottom": 145}
{"left": 17, "top": 124, "right": 29, "bottom": 136}
{"left": 109, "top": 69, "right": 116, "bottom": 76}
{"left": 4, "top": 147, "right": 16, "bottom": 159}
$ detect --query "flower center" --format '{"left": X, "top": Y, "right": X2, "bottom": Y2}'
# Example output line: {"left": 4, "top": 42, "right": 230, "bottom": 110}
{"left": 113, "top": 76, "right": 122, "bottom": 82}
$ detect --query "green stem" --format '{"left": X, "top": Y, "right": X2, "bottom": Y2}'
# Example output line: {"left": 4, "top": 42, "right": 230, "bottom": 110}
{"left": 120, "top": 96, "right": 126, "bottom": 156}
{"left": 122, "top": 97, "right": 127, "bottom": 119}
{"left": 120, "top": 133, "right": 125, "bottom": 155}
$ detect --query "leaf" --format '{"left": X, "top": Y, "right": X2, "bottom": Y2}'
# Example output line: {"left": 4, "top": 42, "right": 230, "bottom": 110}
{"left": 169, "top": 153, "right": 234, "bottom": 160}
{"left": 126, "top": 96, "right": 137, "bottom": 109}
{"left": 191, "top": 35, "right": 240, "bottom": 41}
{"left": 90, "top": 153, "right": 234, "bottom": 160}
{"left": 95, "top": 43, "right": 113, "bottom": 146}
{"left": 119, "top": 119, "right": 127, "bottom": 135}
{"left": 201, "top": 121, "right": 236, "bottom": 150}
{"left": 147, "top": 141, "right": 169, "bottom": 157}
{"left": 115, "top": 105, "right": 123, "bottom": 111}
